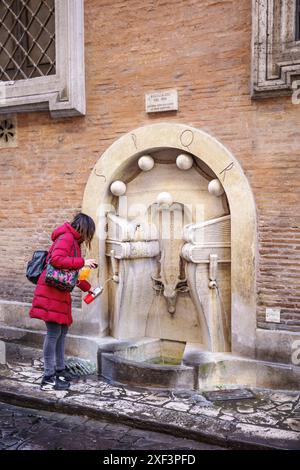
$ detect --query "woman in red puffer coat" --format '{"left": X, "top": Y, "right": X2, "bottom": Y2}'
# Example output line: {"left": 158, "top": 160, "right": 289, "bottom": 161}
{"left": 29, "top": 212, "right": 97, "bottom": 391}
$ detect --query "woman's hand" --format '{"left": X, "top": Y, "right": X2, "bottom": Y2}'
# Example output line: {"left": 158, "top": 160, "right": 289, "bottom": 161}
{"left": 84, "top": 258, "right": 98, "bottom": 268}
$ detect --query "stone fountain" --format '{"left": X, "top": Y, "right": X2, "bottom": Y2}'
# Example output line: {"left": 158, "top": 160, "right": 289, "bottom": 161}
{"left": 0, "top": 123, "right": 298, "bottom": 392}
{"left": 97, "top": 148, "right": 234, "bottom": 390}
{"left": 80, "top": 123, "right": 299, "bottom": 392}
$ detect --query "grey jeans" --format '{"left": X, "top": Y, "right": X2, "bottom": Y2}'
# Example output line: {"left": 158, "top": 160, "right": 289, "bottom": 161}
{"left": 43, "top": 322, "right": 68, "bottom": 377}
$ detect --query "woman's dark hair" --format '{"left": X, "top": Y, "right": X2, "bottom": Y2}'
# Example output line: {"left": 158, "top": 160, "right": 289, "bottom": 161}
{"left": 71, "top": 212, "right": 95, "bottom": 249}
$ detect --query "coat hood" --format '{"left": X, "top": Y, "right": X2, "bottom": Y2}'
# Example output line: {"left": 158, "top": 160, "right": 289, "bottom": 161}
{"left": 51, "top": 222, "right": 81, "bottom": 242}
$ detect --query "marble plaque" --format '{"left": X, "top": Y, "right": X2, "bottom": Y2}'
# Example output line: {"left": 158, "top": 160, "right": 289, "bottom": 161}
{"left": 145, "top": 89, "right": 178, "bottom": 113}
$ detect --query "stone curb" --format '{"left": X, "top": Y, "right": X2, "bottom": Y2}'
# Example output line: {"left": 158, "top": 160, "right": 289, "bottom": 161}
{"left": 0, "top": 379, "right": 298, "bottom": 450}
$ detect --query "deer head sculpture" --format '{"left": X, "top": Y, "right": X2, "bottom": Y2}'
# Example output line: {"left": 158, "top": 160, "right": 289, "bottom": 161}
{"left": 152, "top": 254, "right": 189, "bottom": 314}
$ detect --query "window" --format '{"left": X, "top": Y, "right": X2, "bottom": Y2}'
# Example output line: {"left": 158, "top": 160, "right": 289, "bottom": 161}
{"left": 296, "top": 0, "right": 300, "bottom": 41}
{"left": 0, "top": 0, "right": 85, "bottom": 118}
{"left": 0, "top": 0, "right": 55, "bottom": 81}
{"left": 252, "top": 0, "right": 300, "bottom": 98}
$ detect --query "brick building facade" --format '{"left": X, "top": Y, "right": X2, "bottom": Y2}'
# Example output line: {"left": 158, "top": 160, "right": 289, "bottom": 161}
{"left": 0, "top": 1, "right": 299, "bottom": 363}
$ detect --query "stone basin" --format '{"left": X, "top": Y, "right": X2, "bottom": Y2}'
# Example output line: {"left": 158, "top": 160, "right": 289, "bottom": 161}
{"left": 183, "top": 350, "right": 300, "bottom": 391}
{"left": 98, "top": 338, "right": 300, "bottom": 391}
{"left": 98, "top": 338, "right": 197, "bottom": 390}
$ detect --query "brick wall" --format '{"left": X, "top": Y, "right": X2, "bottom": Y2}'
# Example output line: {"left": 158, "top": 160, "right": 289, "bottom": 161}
{"left": 0, "top": 0, "right": 299, "bottom": 328}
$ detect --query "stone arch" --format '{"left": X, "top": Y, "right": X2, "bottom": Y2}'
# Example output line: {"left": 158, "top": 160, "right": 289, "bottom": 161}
{"left": 82, "top": 122, "right": 257, "bottom": 358}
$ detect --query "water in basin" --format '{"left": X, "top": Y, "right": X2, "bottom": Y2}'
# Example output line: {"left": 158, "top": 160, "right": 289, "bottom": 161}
{"left": 144, "top": 356, "right": 182, "bottom": 366}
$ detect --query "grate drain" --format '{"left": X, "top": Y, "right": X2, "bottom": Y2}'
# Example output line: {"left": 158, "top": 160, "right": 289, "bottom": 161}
{"left": 203, "top": 388, "right": 255, "bottom": 402}
{"left": 65, "top": 358, "right": 97, "bottom": 377}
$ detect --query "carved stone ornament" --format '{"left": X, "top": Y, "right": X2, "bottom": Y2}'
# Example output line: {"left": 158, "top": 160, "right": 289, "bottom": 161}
{"left": 106, "top": 240, "right": 160, "bottom": 259}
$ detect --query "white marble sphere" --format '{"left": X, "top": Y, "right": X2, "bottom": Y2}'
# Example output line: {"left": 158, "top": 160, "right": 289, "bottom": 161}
{"left": 176, "top": 153, "right": 193, "bottom": 170}
{"left": 156, "top": 191, "right": 173, "bottom": 207}
{"left": 208, "top": 179, "right": 224, "bottom": 197}
{"left": 110, "top": 180, "right": 127, "bottom": 196}
{"left": 138, "top": 155, "right": 154, "bottom": 171}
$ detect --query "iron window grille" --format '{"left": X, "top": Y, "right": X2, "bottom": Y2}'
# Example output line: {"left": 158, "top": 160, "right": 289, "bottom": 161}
{"left": 0, "top": 0, "right": 55, "bottom": 81}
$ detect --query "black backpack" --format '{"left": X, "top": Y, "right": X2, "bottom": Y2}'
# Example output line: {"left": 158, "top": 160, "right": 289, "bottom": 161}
{"left": 26, "top": 250, "right": 48, "bottom": 285}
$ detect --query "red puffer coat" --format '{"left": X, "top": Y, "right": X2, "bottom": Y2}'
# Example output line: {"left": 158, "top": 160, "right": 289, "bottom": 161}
{"left": 29, "top": 222, "right": 91, "bottom": 326}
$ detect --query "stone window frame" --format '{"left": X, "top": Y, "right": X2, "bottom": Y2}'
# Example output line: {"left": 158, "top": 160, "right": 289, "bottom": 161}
{"left": 0, "top": 0, "right": 85, "bottom": 118}
{"left": 252, "top": 0, "right": 300, "bottom": 98}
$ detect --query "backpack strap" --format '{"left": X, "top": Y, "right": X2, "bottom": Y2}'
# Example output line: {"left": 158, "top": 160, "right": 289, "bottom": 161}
{"left": 46, "top": 236, "right": 61, "bottom": 265}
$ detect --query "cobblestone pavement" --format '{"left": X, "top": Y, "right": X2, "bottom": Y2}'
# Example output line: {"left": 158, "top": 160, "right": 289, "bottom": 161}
{"left": 0, "top": 344, "right": 299, "bottom": 449}
{"left": 0, "top": 402, "right": 224, "bottom": 450}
